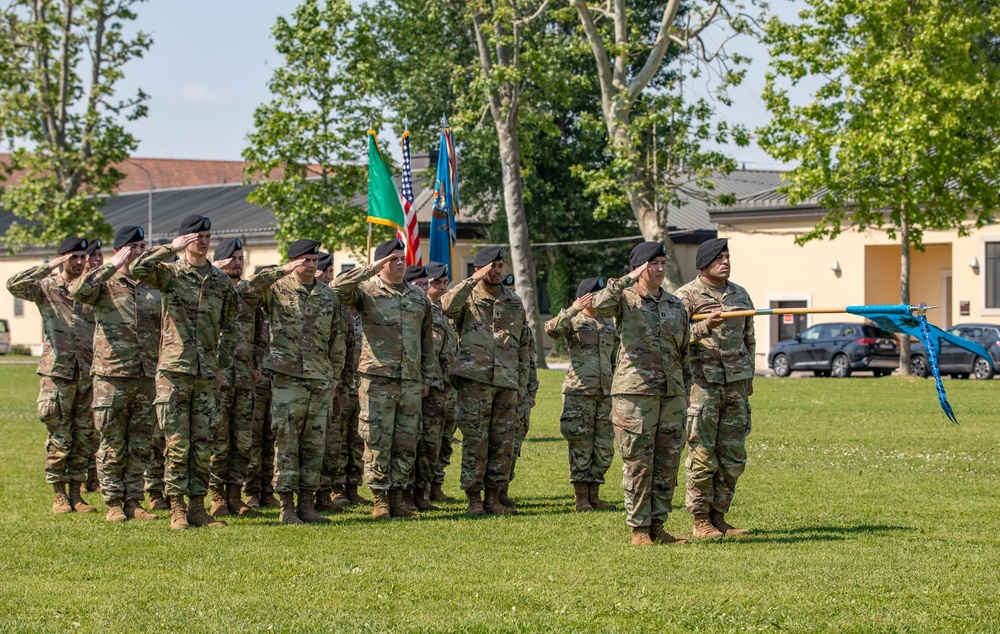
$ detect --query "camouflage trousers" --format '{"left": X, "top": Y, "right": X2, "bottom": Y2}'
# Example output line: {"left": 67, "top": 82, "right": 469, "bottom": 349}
{"left": 414, "top": 386, "right": 448, "bottom": 491}
{"left": 358, "top": 375, "right": 421, "bottom": 491}
{"left": 612, "top": 394, "right": 686, "bottom": 528}
{"left": 340, "top": 394, "right": 364, "bottom": 487}
{"left": 92, "top": 375, "right": 155, "bottom": 504}
{"left": 508, "top": 395, "right": 533, "bottom": 483}
{"left": 433, "top": 384, "right": 458, "bottom": 486}
{"left": 319, "top": 395, "right": 345, "bottom": 491}
{"left": 145, "top": 423, "right": 165, "bottom": 497}
{"left": 685, "top": 378, "right": 751, "bottom": 515}
{"left": 271, "top": 373, "right": 331, "bottom": 495}
{"left": 210, "top": 384, "right": 256, "bottom": 488}
{"left": 245, "top": 378, "right": 274, "bottom": 496}
{"left": 154, "top": 371, "right": 217, "bottom": 497}
{"left": 456, "top": 378, "right": 517, "bottom": 492}
{"left": 560, "top": 394, "right": 614, "bottom": 484}
{"left": 36, "top": 374, "right": 96, "bottom": 485}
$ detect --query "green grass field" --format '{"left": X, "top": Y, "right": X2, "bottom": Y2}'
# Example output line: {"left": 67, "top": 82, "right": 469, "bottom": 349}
{"left": 1, "top": 365, "right": 998, "bottom": 633}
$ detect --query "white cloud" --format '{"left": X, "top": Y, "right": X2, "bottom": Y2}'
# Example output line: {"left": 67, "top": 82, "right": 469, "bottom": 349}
{"left": 179, "top": 84, "right": 229, "bottom": 105}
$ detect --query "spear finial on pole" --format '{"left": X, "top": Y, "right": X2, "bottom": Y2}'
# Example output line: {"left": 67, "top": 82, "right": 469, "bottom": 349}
{"left": 441, "top": 114, "right": 448, "bottom": 129}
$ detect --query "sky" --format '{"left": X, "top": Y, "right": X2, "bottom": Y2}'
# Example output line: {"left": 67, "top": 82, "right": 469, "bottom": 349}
{"left": 118, "top": 0, "right": 799, "bottom": 170}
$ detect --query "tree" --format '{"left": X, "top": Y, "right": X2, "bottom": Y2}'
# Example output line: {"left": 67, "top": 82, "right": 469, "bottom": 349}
{"left": 0, "top": 0, "right": 151, "bottom": 252}
{"left": 759, "top": 0, "right": 1000, "bottom": 374}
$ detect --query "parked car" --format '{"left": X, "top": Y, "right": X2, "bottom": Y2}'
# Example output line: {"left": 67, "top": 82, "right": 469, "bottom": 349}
{"left": 0, "top": 319, "right": 9, "bottom": 355}
{"left": 768, "top": 322, "right": 900, "bottom": 378}
{"left": 909, "top": 323, "right": 1000, "bottom": 380}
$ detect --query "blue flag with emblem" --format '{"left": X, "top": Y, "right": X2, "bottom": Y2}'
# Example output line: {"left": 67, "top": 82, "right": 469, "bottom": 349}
{"left": 430, "top": 118, "right": 459, "bottom": 277}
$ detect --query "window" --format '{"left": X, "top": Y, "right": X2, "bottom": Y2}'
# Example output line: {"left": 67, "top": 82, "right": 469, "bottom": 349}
{"left": 987, "top": 242, "right": 1000, "bottom": 308}
{"left": 13, "top": 298, "right": 24, "bottom": 317}
{"left": 800, "top": 325, "right": 824, "bottom": 341}
{"left": 340, "top": 263, "right": 356, "bottom": 274}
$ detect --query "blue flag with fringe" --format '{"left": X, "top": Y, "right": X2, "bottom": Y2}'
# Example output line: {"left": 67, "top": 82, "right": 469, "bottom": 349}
{"left": 430, "top": 121, "right": 459, "bottom": 277}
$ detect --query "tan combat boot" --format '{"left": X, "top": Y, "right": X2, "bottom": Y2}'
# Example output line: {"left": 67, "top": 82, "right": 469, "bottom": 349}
{"left": 68, "top": 481, "right": 96, "bottom": 513}
{"left": 169, "top": 495, "right": 189, "bottom": 530}
{"left": 188, "top": 495, "right": 227, "bottom": 527}
{"left": 209, "top": 486, "right": 230, "bottom": 517}
{"left": 465, "top": 490, "right": 485, "bottom": 516}
{"left": 297, "top": 492, "right": 331, "bottom": 524}
{"left": 497, "top": 486, "right": 518, "bottom": 509}
{"left": 345, "top": 484, "right": 369, "bottom": 505}
{"left": 261, "top": 492, "right": 281, "bottom": 508}
{"left": 414, "top": 488, "right": 439, "bottom": 512}
{"left": 588, "top": 483, "right": 614, "bottom": 510}
{"left": 244, "top": 493, "right": 261, "bottom": 510}
{"left": 371, "top": 490, "right": 391, "bottom": 520}
{"left": 631, "top": 526, "right": 654, "bottom": 546}
{"left": 124, "top": 499, "right": 157, "bottom": 520}
{"left": 430, "top": 483, "right": 455, "bottom": 502}
{"left": 483, "top": 488, "right": 517, "bottom": 515}
{"left": 314, "top": 489, "right": 342, "bottom": 513}
{"left": 227, "top": 484, "right": 258, "bottom": 516}
{"left": 105, "top": 499, "right": 127, "bottom": 522}
{"left": 148, "top": 491, "right": 169, "bottom": 511}
{"left": 330, "top": 484, "right": 350, "bottom": 508}
{"left": 388, "top": 490, "right": 417, "bottom": 518}
{"left": 52, "top": 483, "right": 72, "bottom": 514}
{"left": 692, "top": 513, "right": 724, "bottom": 539}
{"left": 650, "top": 519, "right": 687, "bottom": 545}
{"left": 573, "top": 482, "right": 593, "bottom": 512}
{"left": 710, "top": 510, "right": 749, "bottom": 536}
{"left": 279, "top": 492, "right": 303, "bottom": 525}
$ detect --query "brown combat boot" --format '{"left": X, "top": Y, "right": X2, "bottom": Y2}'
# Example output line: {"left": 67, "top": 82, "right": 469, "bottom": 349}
{"left": 148, "top": 491, "right": 169, "bottom": 511}
{"left": 371, "top": 490, "right": 391, "bottom": 520}
{"left": 650, "top": 519, "right": 687, "bottom": 545}
{"left": 52, "top": 483, "right": 72, "bottom": 514}
{"left": 68, "top": 482, "right": 96, "bottom": 513}
{"left": 430, "top": 483, "right": 456, "bottom": 502}
{"left": 314, "top": 489, "right": 343, "bottom": 514}
{"left": 710, "top": 510, "right": 749, "bottom": 536}
{"left": 573, "top": 482, "right": 593, "bottom": 512}
{"left": 105, "top": 499, "right": 127, "bottom": 522}
{"left": 631, "top": 526, "right": 654, "bottom": 546}
{"left": 169, "top": 495, "right": 189, "bottom": 530}
{"left": 279, "top": 493, "right": 303, "bottom": 524}
{"left": 227, "top": 484, "right": 259, "bottom": 516}
{"left": 465, "top": 490, "right": 485, "bottom": 516}
{"left": 345, "top": 484, "right": 369, "bottom": 505}
{"left": 261, "top": 492, "right": 281, "bottom": 508}
{"left": 124, "top": 499, "right": 157, "bottom": 520}
{"left": 483, "top": 488, "right": 517, "bottom": 515}
{"left": 330, "top": 484, "right": 350, "bottom": 508}
{"left": 401, "top": 488, "right": 420, "bottom": 514}
{"left": 244, "top": 493, "right": 261, "bottom": 510}
{"left": 188, "top": 495, "right": 227, "bottom": 527}
{"left": 413, "top": 488, "right": 439, "bottom": 512}
{"left": 388, "top": 490, "right": 417, "bottom": 518}
{"left": 209, "top": 486, "right": 230, "bottom": 517}
{"left": 588, "top": 483, "right": 614, "bottom": 510}
{"left": 692, "top": 513, "right": 724, "bottom": 539}
{"left": 497, "top": 486, "right": 518, "bottom": 509}
{"left": 86, "top": 465, "right": 100, "bottom": 493}
{"left": 297, "top": 492, "right": 331, "bottom": 524}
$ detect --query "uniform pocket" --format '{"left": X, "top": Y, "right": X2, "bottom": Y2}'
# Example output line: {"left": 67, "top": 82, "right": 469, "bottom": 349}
{"left": 358, "top": 417, "right": 381, "bottom": 445}
{"left": 92, "top": 395, "right": 116, "bottom": 433}
{"left": 559, "top": 415, "right": 587, "bottom": 441}
{"left": 686, "top": 404, "right": 704, "bottom": 444}
{"left": 37, "top": 388, "right": 61, "bottom": 428}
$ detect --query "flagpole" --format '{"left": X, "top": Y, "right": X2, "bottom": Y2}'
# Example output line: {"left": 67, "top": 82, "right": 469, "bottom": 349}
{"left": 690, "top": 305, "right": 938, "bottom": 321}
{"left": 367, "top": 223, "right": 372, "bottom": 265}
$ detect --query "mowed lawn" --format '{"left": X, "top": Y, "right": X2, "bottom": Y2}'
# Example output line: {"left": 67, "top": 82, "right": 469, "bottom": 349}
{"left": 0, "top": 364, "right": 998, "bottom": 633}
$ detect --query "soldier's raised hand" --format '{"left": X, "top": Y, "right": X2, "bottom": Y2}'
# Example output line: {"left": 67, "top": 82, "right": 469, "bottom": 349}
{"left": 282, "top": 258, "right": 305, "bottom": 273}
{"left": 372, "top": 253, "right": 395, "bottom": 274}
{"left": 705, "top": 310, "right": 725, "bottom": 330}
{"left": 213, "top": 257, "right": 233, "bottom": 270}
{"left": 572, "top": 293, "right": 593, "bottom": 312}
{"left": 109, "top": 246, "right": 132, "bottom": 269}
{"left": 471, "top": 264, "right": 493, "bottom": 282}
{"left": 628, "top": 262, "right": 648, "bottom": 280}
{"left": 47, "top": 253, "right": 74, "bottom": 270}
{"left": 172, "top": 233, "right": 199, "bottom": 251}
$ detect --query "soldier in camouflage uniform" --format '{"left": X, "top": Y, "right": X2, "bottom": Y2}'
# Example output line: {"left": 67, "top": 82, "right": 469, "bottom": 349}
{"left": 244, "top": 265, "right": 278, "bottom": 510}
{"left": 83, "top": 238, "right": 104, "bottom": 493}
{"left": 208, "top": 238, "right": 265, "bottom": 518}
{"left": 131, "top": 215, "right": 239, "bottom": 530}
{"left": 338, "top": 303, "right": 368, "bottom": 505}
{"left": 441, "top": 246, "right": 530, "bottom": 517}
{"left": 425, "top": 264, "right": 459, "bottom": 503}
{"left": 593, "top": 241, "right": 691, "bottom": 547}
{"left": 674, "top": 238, "right": 754, "bottom": 539}
{"left": 7, "top": 237, "right": 99, "bottom": 514}
{"left": 240, "top": 239, "right": 347, "bottom": 525}
{"left": 545, "top": 277, "right": 618, "bottom": 512}
{"left": 505, "top": 319, "right": 537, "bottom": 508}
{"left": 332, "top": 239, "right": 434, "bottom": 520}
{"left": 72, "top": 226, "right": 161, "bottom": 522}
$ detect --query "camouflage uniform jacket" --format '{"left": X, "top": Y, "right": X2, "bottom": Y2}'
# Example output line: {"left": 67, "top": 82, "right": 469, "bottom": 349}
{"left": 71, "top": 263, "right": 161, "bottom": 378}
{"left": 427, "top": 302, "right": 458, "bottom": 390}
{"left": 332, "top": 266, "right": 434, "bottom": 386}
{"left": 226, "top": 292, "right": 267, "bottom": 390}
{"left": 674, "top": 276, "right": 756, "bottom": 384}
{"left": 130, "top": 245, "right": 238, "bottom": 378}
{"left": 593, "top": 276, "right": 691, "bottom": 398}
{"left": 239, "top": 267, "right": 347, "bottom": 384}
{"left": 6, "top": 265, "right": 92, "bottom": 379}
{"left": 544, "top": 307, "right": 617, "bottom": 396}
{"left": 336, "top": 304, "right": 357, "bottom": 397}
{"left": 440, "top": 277, "right": 530, "bottom": 392}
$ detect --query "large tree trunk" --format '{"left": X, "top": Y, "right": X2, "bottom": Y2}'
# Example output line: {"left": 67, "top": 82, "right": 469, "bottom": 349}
{"left": 899, "top": 209, "right": 912, "bottom": 376}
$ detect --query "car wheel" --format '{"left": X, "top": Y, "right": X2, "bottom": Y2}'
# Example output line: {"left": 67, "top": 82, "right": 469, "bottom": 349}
{"left": 831, "top": 354, "right": 852, "bottom": 378}
{"left": 974, "top": 357, "right": 996, "bottom": 380}
{"left": 772, "top": 353, "right": 791, "bottom": 378}
{"left": 909, "top": 355, "right": 930, "bottom": 378}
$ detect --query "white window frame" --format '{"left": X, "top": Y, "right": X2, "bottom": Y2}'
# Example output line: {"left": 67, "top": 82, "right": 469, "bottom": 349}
{"left": 981, "top": 235, "right": 1000, "bottom": 316}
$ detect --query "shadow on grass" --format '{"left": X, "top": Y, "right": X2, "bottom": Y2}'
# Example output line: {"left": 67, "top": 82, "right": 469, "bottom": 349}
{"left": 738, "top": 524, "right": 916, "bottom": 544}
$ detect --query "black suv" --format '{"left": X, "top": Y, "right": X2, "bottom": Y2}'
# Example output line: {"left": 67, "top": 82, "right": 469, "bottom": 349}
{"left": 768, "top": 322, "right": 900, "bottom": 378}
{"left": 909, "top": 323, "right": 1000, "bottom": 380}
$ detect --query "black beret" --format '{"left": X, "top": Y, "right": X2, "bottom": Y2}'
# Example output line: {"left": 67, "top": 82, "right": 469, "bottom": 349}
{"left": 288, "top": 239, "right": 321, "bottom": 259}
{"left": 404, "top": 265, "right": 428, "bottom": 282}
{"left": 113, "top": 226, "right": 145, "bottom": 249}
{"left": 213, "top": 237, "right": 243, "bottom": 261}
{"left": 179, "top": 214, "right": 211, "bottom": 236}
{"left": 317, "top": 252, "right": 333, "bottom": 272}
{"left": 501, "top": 273, "right": 515, "bottom": 287}
{"left": 576, "top": 277, "right": 605, "bottom": 298}
{"left": 85, "top": 238, "right": 103, "bottom": 255}
{"left": 374, "top": 238, "right": 405, "bottom": 261}
{"left": 425, "top": 262, "right": 449, "bottom": 281}
{"left": 695, "top": 238, "right": 728, "bottom": 270}
{"left": 629, "top": 241, "right": 666, "bottom": 269}
{"left": 474, "top": 246, "right": 505, "bottom": 268}
{"left": 254, "top": 264, "right": 277, "bottom": 274}
{"left": 58, "top": 236, "right": 88, "bottom": 255}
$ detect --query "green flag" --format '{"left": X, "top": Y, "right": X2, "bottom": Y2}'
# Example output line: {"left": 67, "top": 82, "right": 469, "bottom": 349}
{"left": 366, "top": 130, "right": 406, "bottom": 231}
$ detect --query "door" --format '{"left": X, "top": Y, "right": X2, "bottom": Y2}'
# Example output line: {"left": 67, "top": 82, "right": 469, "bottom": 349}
{"left": 770, "top": 300, "right": 809, "bottom": 350}
{"left": 790, "top": 324, "right": 826, "bottom": 369}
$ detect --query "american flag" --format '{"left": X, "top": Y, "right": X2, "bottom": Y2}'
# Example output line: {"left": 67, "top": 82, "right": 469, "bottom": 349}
{"left": 397, "top": 131, "right": 422, "bottom": 266}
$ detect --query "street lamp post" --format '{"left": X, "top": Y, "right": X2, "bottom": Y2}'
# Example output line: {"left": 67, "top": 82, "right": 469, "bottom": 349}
{"left": 127, "top": 159, "right": 155, "bottom": 241}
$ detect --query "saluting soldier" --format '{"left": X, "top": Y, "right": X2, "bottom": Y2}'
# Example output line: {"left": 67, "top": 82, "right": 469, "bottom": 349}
{"left": 674, "top": 238, "right": 754, "bottom": 539}
{"left": 505, "top": 317, "right": 537, "bottom": 509}
{"left": 7, "top": 237, "right": 99, "bottom": 514}
{"left": 131, "top": 214, "right": 240, "bottom": 530}
{"left": 425, "top": 263, "right": 459, "bottom": 503}
{"left": 593, "top": 242, "right": 691, "bottom": 547}
{"left": 544, "top": 277, "right": 618, "bottom": 512}
{"left": 337, "top": 298, "right": 369, "bottom": 505}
